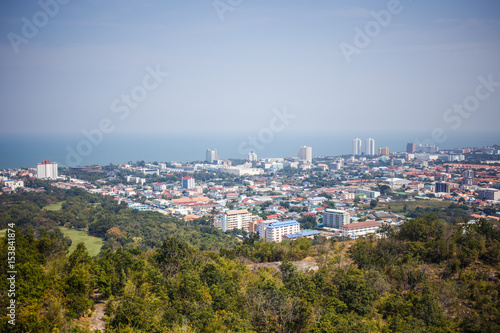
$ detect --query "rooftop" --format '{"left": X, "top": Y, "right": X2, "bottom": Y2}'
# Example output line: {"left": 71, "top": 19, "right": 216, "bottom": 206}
{"left": 285, "top": 230, "right": 321, "bottom": 239}
{"left": 340, "top": 220, "right": 381, "bottom": 230}
{"left": 267, "top": 220, "right": 300, "bottom": 229}
{"left": 225, "top": 209, "right": 249, "bottom": 215}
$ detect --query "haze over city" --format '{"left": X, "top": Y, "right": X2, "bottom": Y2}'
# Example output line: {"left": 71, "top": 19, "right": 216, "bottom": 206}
{"left": 1, "top": 0, "right": 499, "bottom": 145}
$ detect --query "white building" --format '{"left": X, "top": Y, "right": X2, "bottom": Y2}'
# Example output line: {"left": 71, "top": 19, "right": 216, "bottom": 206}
{"left": 153, "top": 182, "right": 167, "bottom": 191}
{"left": 341, "top": 192, "right": 356, "bottom": 200}
{"left": 221, "top": 209, "right": 253, "bottom": 232}
{"left": 36, "top": 160, "right": 58, "bottom": 179}
{"left": 152, "top": 198, "right": 170, "bottom": 208}
{"left": 264, "top": 220, "right": 301, "bottom": 242}
{"left": 356, "top": 188, "right": 380, "bottom": 199}
{"left": 365, "top": 138, "right": 375, "bottom": 156}
{"left": 298, "top": 146, "right": 312, "bottom": 163}
{"left": 248, "top": 151, "right": 258, "bottom": 162}
{"left": 352, "top": 138, "right": 362, "bottom": 155}
{"left": 2, "top": 180, "right": 24, "bottom": 190}
{"left": 309, "top": 197, "right": 328, "bottom": 206}
{"left": 222, "top": 167, "right": 264, "bottom": 176}
{"left": 206, "top": 149, "right": 218, "bottom": 164}
{"left": 126, "top": 176, "right": 146, "bottom": 185}
{"left": 340, "top": 220, "right": 382, "bottom": 239}
{"left": 323, "top": 209, "right": 350, "bottom": 228}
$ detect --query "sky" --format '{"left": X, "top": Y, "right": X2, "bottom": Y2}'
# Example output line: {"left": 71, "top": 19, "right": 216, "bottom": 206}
{"left": 1, "top": 0, "right": 500, "bottom": 144}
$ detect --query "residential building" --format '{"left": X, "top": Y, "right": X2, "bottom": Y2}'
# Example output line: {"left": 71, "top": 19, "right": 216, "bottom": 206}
{"left": 298, "top": 146, "right": 312, "bottom": 163}
{"left": 221, "top": 209, "right": 253, "bottom": 232}
{"left": 135, "top": 167, "right": 159, "bottom": 175}
{"left": 182, "top": 176, "right": 195, "bottom": 189}
{"left": 462, "top": 170, "right": 474, "bottom": 185}
{"left": 206, "top": 149, "right": 218, "bottom": 163}
{"left": 248, "top": 151, "right": 258, "bottom": 162}
{"left": 153, "top": 182, "right": 167, "bottom": 191}
{"left": 435, "top": 182, "right": 450, "bottom": 193}
{"left": 258, "top": 219, "right": 278, "bottom": 237}
{"left": 352, "top": 138, "right": 362, "bottom": 155}
{"left": 323, "top": 209, "right": 350, "bottom": 228}
{"left": 264, "top": 220, "right": 301, "bottom": 242}
{"left": 416, "top": 144, "right": 439, "bottom": 153}
{"left": 2, "top": 180, "right": 24, "bottom": 190}
{"left": 222, "top": 167, "right": 264, "bottom": 176}
{"left": 406, "top": 143, "right": 416, "bottom": 153}
{"left": 126, "top": 176, "right": 146, "bottom": 185}
{"left": 365, "top": 138, "right": 375, "bottom": 156}
{"left": 36, "top": 160, "right": 58, "bottom": 179}
{"left": 378, "top": 147, "right": 389, "bottom": 155}
{"left": 356, "top": 188, "right": 380, "bottom": 199}
{"left": 340, "top": 220, "right": 382, "bottom": 239}
{"left": 478, "top": 188, "right": 500, "bottom": 201}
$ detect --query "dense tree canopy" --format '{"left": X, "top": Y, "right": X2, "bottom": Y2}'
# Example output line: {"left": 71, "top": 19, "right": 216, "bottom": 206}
{"left": 1, "top": 189, "right": 499, "bottom": 332}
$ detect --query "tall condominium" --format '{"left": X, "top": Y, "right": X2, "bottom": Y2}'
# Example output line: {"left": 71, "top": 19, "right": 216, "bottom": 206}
{"left": 365, "top": 138, "right": 375, "bottom": 156}
{"left": 206, "top": 149, "right": 218, "bottom": 163}
{"left": 323, "top": 209, "right": 350, "bottom": 228}
{"left": 36, "top": 160, "right": 58, "bottom": 179}
{"left": 378, "top": 147, "right": 389, "bottom": 155}
{"left": 182, "top": 176, "right": 195, "bottom": 189}
{"left": 248, "top": 151, "right": 257, "bottom": 162}
{"left": 298, "top": 146, "right": 312, "bottom": 163}
{"left": 221, "top": 209, "right": 252, "bottom": 232}
{"left": 406, "top": 143, "right": 416, "bottom": 153}
{"left": 435, "top": 182, "right": 450, "bottom": 193}
{"left": 462, "top": 170, "right": 474, "bottom": 185}
{"left": 416, "top": 144, "right": 439, "bottom": 153}
{"left": 352, "top": 138, "right": 362, "bottom": 155}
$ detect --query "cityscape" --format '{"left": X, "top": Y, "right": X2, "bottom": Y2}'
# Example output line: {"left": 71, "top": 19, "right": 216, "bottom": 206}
{"left": 2, "top": 139, "right": 499, "bottom": 242}
{"left": 1, "top": 0, "right": 500, "bottom": 332}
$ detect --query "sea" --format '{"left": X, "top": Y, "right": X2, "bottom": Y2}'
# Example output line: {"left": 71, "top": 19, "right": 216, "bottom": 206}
{"left": 0, "top": 131, "right": 498, "bottom": 169}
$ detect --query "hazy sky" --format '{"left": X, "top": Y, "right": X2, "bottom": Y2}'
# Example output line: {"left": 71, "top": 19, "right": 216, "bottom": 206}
{"left": 1, "top": 0, "right": 500, "bottom": 139}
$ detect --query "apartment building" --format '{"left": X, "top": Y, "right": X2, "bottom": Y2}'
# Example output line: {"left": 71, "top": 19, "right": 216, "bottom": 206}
{"left": 221, "top": 209, "right": 253, "bottom": 232}
{"left": 264, "top": 220, "right": 301, "bottom": 242}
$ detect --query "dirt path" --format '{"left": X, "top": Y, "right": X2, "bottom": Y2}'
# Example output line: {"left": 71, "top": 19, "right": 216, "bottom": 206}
{"left": 247, "top": 260, "right": 319, "bottom": 272}
{"left": 89, "top": 291, "right": 106, "bottom": 332}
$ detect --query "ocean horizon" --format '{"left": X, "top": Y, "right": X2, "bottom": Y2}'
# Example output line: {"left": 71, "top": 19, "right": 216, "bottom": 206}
{"left": 0, "top": 131, "right": 498, "bottom": 169}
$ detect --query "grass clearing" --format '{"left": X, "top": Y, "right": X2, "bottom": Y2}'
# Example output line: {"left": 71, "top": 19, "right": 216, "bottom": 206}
{"left": 59, "top": 227, "right": 103, "bottom": 257}
{"left": 1, "top": 227, "right": 103, "bottom": 256}
{"left": 43, "top": 201, "right": 66, "bottom": 211}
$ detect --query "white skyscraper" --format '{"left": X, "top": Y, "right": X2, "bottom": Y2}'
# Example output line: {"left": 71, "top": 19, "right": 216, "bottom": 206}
{"left": 206, "top": 149, "right": 218, "bottom": 163}
{"left": 248, "top": 151, "right": 257, "bottom": 162}
{"left": 36, "top": 160, "right": 58, "bottom": 179}
{"left": 298, "top": 146, "right": 312, "bottom": 163}
{"left": 352, "top": 138, "right": 362, "bottom": 155}
{"left": 365, "top": 138, "right": 375, "bottom": 156}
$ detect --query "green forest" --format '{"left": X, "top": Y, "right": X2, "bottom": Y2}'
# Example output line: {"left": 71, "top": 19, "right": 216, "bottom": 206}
{"left": 1, "top": 186, "right": 499, "bottom": 332}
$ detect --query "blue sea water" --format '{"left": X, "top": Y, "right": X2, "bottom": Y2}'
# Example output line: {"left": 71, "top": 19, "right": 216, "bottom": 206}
{"left": 0, "top": 131, "right": 498, "bottom": 169}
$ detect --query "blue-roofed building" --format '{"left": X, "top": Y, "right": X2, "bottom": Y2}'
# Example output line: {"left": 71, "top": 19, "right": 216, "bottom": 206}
{"left": 264, "top": 220, "right": 300, "bottom": 242}
{"left": 285, "top": 230, "right": 321, "bottom": 240}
